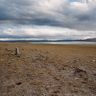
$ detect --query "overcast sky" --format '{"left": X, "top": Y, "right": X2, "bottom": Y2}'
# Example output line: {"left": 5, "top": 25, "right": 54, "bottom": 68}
{"left": 0, "top": 0, "right": 96, "bottom": 40}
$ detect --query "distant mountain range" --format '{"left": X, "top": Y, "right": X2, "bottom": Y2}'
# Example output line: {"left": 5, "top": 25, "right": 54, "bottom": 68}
{"left": 83, "top": 38, "right": 96, "bottom": 42}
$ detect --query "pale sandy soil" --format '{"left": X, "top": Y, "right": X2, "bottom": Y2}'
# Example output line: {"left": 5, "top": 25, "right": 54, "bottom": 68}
{"left": 0, "top": 42, "right": 96, "bottom": 96}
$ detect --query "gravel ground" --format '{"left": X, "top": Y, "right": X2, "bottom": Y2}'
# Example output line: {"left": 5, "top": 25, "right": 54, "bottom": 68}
{"left": 0, "top": 42, "right": 96, "bottom": 96}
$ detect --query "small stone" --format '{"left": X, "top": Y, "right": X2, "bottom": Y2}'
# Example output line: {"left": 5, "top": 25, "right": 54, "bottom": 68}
{"left": 16, "top": 82, "right": 22, "bottom": 85}
{"left": 92, "top": 60, "right": 96, "bottom": 62}
{"left": 0, "top": 59, "right": 4, "bottom": 61}
{"left": 5, "top": 48, "right": 11, "bottom": 51}
{"left": 73, "top": 68, "right": 88, "bottom": 80}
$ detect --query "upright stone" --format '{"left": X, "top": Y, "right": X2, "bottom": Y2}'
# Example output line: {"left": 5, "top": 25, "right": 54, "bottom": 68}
{"left": 15, "top": 47, "right": 21, "bottom": 57}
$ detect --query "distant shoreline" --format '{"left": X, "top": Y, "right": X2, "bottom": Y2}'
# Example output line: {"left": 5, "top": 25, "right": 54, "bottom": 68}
{"left": 0, "top": 40, "right": 96, "bottom": 42}
{"left": 0, "top": 41, "right": 96, "bottom": 46}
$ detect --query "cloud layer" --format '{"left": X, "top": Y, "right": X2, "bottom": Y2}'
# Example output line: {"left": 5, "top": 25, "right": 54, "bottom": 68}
{"left": 0, "top": 0, "right": 96, "bottom": 39}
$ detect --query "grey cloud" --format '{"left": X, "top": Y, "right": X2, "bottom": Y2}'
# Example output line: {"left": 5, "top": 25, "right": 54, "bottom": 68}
{"left": 0, "top": 0, "right": 96, "bottom": 39}
{"left": 0, "top": 0, "right": 96, "bottom": 30}
{"left": 0, "top": 23, "right": 95, "bottom": 40}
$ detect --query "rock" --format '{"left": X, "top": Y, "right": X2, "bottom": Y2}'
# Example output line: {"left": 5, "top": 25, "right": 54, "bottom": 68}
{"left": 16, "top": 82, "right": 22, "bottom": 85}
{"left": 15, "top": 47, "right": 21, "bottom": 57}
{"left": 5, "top": 48, "right": 11, "bottom": 51}
{"left": 92, "top": 60, "right": 96, "bottom": 62}
{"left": 73, "top": 58, "right": 80, "bottom": 63}
{"left": 0, "top": 59, "right": 4, "bottom": 61}
{"left": 73, "top": 68, "right": 88, "bottom": 80}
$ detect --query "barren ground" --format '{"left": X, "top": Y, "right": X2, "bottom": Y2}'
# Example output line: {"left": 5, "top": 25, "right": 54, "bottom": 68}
{"left": 0, "top": 42, "right": 96, "bottom": 96}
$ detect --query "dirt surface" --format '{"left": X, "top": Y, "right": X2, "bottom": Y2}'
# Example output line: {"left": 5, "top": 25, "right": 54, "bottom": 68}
{"left": 0, "top": 42, "right": 96, "bottom": 96}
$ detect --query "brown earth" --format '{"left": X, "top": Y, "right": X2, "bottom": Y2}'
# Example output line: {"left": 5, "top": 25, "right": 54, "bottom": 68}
{"left": 0, "top": 42, "right": 96, "bottom": 96}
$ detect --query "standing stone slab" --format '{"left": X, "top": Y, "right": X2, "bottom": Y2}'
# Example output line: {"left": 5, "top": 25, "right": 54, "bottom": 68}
{"left": 15, "top": 47, "right": 21, "bottom": 57}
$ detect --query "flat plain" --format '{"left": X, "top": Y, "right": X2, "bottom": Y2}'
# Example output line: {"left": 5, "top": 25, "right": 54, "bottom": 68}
{"left": 0, "top": 42, "right": 96, "bottom": 96}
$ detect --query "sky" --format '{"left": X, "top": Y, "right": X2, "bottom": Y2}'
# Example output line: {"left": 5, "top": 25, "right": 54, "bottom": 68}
{"left": 0, "top": 0, "right": 96, "bottom": 40}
